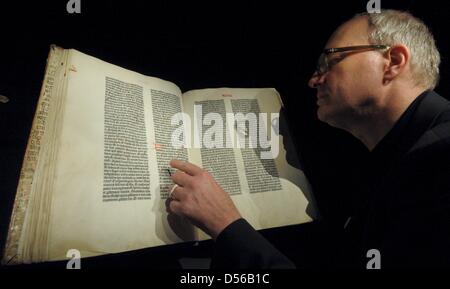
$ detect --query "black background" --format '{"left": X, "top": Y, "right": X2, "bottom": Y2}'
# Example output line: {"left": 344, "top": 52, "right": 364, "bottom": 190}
{"left": 0, "top": 0, "right": 449, "bottom": 271}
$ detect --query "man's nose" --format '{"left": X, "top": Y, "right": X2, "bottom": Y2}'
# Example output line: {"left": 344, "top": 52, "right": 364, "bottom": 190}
{"left": 308, "top": 72, "right": 325, "bottom": 88}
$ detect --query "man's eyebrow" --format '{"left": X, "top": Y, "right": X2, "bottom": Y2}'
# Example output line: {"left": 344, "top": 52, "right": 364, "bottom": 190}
{"left": 329, "top": 53, "right": 347, "bottom": 61}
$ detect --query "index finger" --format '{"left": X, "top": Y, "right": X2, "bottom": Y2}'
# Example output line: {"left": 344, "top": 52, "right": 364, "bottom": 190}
{"left": 170, "top": 159, "right": 203, "bottom": 176}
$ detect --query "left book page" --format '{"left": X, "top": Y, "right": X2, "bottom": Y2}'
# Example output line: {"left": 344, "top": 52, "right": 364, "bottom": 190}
{"left": 3, "top": 46, "right": 194, "bottom": 264}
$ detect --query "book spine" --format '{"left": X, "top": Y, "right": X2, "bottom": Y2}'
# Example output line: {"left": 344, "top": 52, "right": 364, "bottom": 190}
{"left": 2, "top": 45, "right": 66, "bottom": 265}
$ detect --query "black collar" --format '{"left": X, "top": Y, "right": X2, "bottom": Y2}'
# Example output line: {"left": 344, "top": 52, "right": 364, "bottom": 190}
{"left": 371, "top": 90, "right": 448, "bottom": 167}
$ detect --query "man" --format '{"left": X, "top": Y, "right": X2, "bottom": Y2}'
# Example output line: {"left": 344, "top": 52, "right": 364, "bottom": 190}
{"left": 167, "top": 10, "right": 450, "bottom": 269}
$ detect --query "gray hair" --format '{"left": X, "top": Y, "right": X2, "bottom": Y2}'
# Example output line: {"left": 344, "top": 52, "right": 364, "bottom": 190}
{"left": 356, "top": 10, "right": 440, "bottom": 89}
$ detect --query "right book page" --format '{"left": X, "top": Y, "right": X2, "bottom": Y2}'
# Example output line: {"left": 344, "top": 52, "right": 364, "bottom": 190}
{"left": 181, "top": 88, "right": 317, "bottom": 240}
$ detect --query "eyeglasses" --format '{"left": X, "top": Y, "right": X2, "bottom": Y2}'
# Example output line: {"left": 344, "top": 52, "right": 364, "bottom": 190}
{"left": 316, "top": 45, "right": 390, "bottom": 75}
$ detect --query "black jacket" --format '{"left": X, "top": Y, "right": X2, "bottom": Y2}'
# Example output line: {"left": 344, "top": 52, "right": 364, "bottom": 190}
{"left": 211, "top": 90, "right": 450, "bottom": 270}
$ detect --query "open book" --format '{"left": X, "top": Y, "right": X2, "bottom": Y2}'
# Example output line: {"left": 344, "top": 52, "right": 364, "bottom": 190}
{"left": 2, "top": 45, "right": 316, "bottom": 265}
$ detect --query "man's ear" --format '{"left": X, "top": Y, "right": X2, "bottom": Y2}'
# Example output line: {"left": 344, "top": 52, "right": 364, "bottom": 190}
{"left": 383, "top": 45, "right": 410, "bottom": 84}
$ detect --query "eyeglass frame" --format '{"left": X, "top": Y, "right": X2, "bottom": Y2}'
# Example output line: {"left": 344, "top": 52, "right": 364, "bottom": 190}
{"left": 316, "top": 44, "right": 390, "bottom": 75}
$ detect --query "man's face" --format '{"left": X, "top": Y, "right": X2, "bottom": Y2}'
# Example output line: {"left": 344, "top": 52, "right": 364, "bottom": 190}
{"left": 308, "top": 17, "right": 387, "bottom": 129}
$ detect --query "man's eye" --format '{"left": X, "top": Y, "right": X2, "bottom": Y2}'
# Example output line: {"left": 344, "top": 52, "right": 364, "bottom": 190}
{"left": 328, "top": 56, "right": 344, "bottom": 67}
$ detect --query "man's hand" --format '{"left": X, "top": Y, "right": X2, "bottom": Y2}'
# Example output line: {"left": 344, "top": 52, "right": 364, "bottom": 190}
{"left": 167, "top": 159, "right": 241, "bottom": 239}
